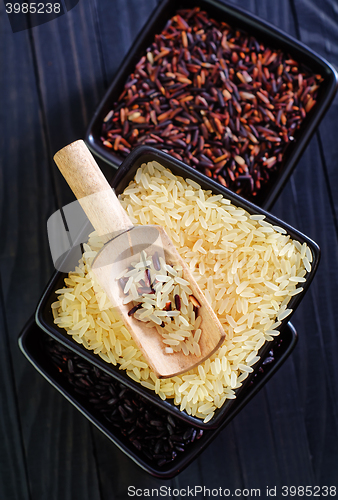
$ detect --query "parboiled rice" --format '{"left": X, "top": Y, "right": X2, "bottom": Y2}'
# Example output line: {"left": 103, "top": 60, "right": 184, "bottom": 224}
{"left": 52, "top": 160, "right": 311, "bottom": 422}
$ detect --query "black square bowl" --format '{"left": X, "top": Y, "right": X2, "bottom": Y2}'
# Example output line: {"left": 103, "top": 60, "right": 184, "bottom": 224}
{"left": 35, "top": 146, "right": 319, "bottom": 429}
{"left": 85, "top": 0, "right": 338, "bottom": 210}
{"left": 19, "top": 317, "right": 298, "bottom": 478}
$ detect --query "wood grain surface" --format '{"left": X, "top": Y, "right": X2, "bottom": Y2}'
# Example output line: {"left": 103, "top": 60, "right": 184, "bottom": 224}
{"left": 1, "top": 0, "right": 338, "bottom": 498}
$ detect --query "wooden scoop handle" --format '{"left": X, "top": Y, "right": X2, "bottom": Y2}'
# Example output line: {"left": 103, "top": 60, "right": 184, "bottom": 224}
{"left": 54, "top": 140, "right": 133, "bottom": 243}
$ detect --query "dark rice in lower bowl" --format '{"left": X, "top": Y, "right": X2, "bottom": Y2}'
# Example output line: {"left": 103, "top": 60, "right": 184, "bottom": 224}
{"left": 19, "top": 317, "right": 298, "bottom": 478}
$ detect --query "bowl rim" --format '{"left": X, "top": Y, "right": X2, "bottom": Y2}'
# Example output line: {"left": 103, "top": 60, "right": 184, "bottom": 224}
{"left": 85, "top": 0, "right": 338, "bottom": 210}
{"left": 36, "top": 145, "right": 320, "bottom": 429}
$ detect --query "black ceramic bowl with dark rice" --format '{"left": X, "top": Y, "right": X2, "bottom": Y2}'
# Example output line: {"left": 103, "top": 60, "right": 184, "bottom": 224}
{"left": 35, "top": 145, "right": 319, "bottom": 430}
{"left": 85, "top": 0, "right": 338, "bottom": 210}
{"left": 19, "top": 316, "right": 298, "bottom": 478}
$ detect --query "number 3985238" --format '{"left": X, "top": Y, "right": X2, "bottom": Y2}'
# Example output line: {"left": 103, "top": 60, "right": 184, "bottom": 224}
{"left": 6, "top": 3, "right": 61, "bottom": 14}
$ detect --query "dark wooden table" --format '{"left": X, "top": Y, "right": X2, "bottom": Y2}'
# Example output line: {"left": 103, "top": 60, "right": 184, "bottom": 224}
{"left": 1, "top": 0, "right": 338, "bottom": 498}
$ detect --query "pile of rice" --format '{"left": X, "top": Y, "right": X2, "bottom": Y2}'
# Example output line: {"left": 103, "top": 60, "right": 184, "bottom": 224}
{"left": 119, "top": 253, "right": 203, "bottom": 356}
{"left": 52, "top": 160, "right": 312, "bottom": 422}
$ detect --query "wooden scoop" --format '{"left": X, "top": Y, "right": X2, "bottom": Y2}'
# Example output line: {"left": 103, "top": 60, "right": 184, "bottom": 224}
{"left": 54, "top": 140, "right": 225, "bottom": 378}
